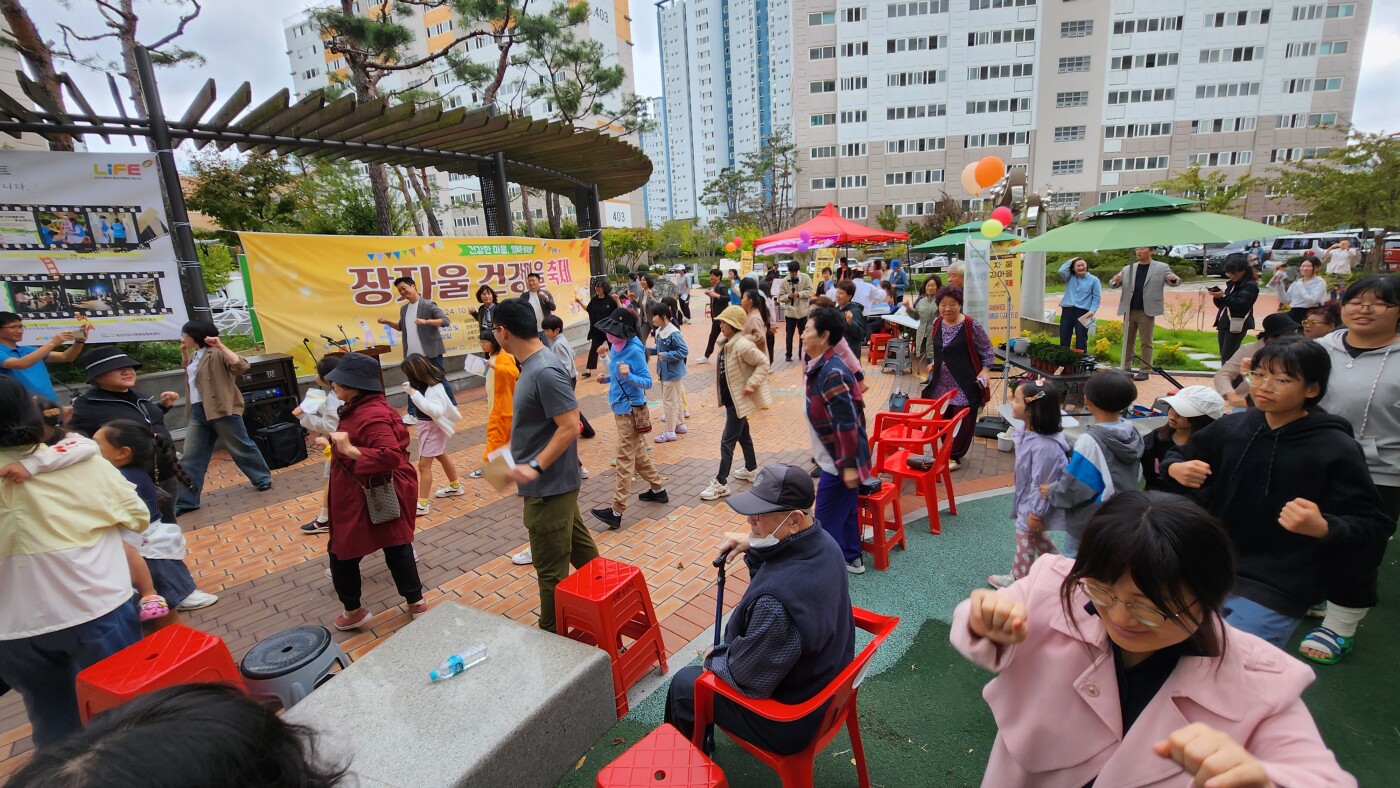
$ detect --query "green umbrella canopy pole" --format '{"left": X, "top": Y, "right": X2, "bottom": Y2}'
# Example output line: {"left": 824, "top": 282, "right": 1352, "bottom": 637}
{"left": 1016, "top": 209, "right": 1291, "bottom": 253}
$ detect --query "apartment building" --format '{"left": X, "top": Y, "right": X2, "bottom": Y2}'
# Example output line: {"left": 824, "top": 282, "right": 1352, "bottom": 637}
{"left": 283, "top": 1, "right": 644, "bottom": 233}
{"left": 654, "top": 0, "right": 1370, "bottom": 226}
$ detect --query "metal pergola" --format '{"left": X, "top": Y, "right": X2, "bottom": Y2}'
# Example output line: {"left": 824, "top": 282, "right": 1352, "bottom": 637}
{"left": 0, "top": 47, "right": 652, "bottom": 318}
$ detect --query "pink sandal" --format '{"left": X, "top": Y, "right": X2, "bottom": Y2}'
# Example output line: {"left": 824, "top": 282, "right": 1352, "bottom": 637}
{"left": 139, "top": 595, "right": 170, "bottom": 621}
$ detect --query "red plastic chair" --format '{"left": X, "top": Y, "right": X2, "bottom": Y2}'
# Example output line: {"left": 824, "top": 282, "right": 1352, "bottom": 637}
{"left": 866, "top": 333, "right": 892, "bottom": 364}
{"left": 597, "top": 723, "right": 728, "bottom": 787}
{"left": 869, "top": 391, "right": 955, "bottom": 450}
{"left": 858, "top": 482, "right": 905, "bottom": 571}
{"left": 689, "top": 608, "right": 898, "bottom": 788}
{"left": 76, "top": 625, "right": 246, "bottom": 722}
{"left": 871, "top": 408, "right": 966, "bottom": 534}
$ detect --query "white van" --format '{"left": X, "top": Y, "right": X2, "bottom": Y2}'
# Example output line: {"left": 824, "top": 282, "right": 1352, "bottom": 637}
{"left": 1266, "top": 232, "right": 1359, "bottom": 268}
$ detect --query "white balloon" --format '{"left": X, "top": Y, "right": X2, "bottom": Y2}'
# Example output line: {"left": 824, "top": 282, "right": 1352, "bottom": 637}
{"left": 961, "top": 162, "right": 981, "bottom": 196}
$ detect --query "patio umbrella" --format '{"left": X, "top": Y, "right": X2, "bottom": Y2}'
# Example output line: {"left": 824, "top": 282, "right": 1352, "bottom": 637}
{"left": 1016, "top": 193, "right": 1291, "bottom": 253}
{"left": 911, "top": 229, "right": 1021, "bottom": 251}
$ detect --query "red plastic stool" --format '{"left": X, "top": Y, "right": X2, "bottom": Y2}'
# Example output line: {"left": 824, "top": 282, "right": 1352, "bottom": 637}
{"left": 76, "top": 624, "right": 245, "bottom": 722}
{"left": 555, "top": 557, "right": 668, "bottom": 718}
{"left": 859, "top": 481, "right": 906, "bottom": 571}
{"left": 597, "top": 724, "right": 727, "bottom": 788}
{"left": 867, "top": 333, "right": 892, "bottom": 364}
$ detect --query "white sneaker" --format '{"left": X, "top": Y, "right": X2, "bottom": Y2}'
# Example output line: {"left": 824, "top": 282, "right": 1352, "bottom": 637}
{"left": 732, "top": 467, "right": 759, "bottom": 483}
{"left": 176, "top": 590, "right": 219, "bottom": 611}
{"left": 580, "top": 465, "right": 590, "bottom": 479}
{"left": 700, "top": 480, "right": 730, "bottom": 500}
{"left": 697, "top": 356, "right": 711, "bottom": 364}
{"left": 402, "top": 413, "right": 419, "bottom": 425}
{"left": 324, "top": 566, "right": 333, "bottom": 579}
{"left": 416, "top": 500, "right": 430, "bottom": 516}
{"left": 435, "top": 483, "right": 465, "bottom": 498}
{"left": 512, "top": 549, "right": 533, "bottom": 565}
{"left": 948, "top": 460, "right": 961, "bottom": 471}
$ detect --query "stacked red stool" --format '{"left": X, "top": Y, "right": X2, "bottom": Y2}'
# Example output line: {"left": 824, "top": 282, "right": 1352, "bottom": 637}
{"left": 555, "top": 557, "right": 668, "bottom": 718}
{"left": 867, "top": 333, "right": 893, "bottom": 364}
{"left": 75, "top": 624, "right": 246, "bottom": 722}
{"left": 596, "top": 723, "right": 727, "bottom": 787}
{"left": 859, "top": 481, "right": 906, "bottom": 571}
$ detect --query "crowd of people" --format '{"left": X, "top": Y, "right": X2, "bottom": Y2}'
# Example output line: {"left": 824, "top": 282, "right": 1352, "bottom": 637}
{"left": 0, "top": 255, "right": 1395, "bottom": 786}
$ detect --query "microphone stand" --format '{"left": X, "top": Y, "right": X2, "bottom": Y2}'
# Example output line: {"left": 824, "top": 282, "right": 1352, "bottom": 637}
{"left": 301, "top": 338, "right": 318, "bottom": 365}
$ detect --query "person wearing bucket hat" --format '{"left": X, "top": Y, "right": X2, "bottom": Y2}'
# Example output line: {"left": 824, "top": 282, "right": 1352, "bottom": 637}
{"left": 70, "top": 346, "right": 183, "bottom": 521}
{"left": 591, "top": 307, "right": 667, "bottom": 530}
{"left": 699, "top": 306, "right": 771, "bottom": 502}
{"left": 317, "top": 352, "right": 425, "bottom": 630}
{"left": 1141, "top": 386, "right": 1225, "bottom": 490}
{"left": 1213, "top": 313, "right": 1301, "bottom": 408}
{"left": 664, "top": 463, "right": 854, "bottom": 755}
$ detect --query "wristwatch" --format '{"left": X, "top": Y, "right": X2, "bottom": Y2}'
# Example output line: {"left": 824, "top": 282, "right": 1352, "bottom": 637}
{"left": 527, "top": 459, "right": 544, "bottom": 473}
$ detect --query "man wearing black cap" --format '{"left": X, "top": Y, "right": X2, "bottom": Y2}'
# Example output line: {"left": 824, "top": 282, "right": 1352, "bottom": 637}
{"left": 1213, "top": 313, "right": 1301, "bottom": 408}
{"left": 70, "top": 346, "right": 182, "bottom": 521}
{"left": 664, "top": 463, "right": 855, "bottom": 755}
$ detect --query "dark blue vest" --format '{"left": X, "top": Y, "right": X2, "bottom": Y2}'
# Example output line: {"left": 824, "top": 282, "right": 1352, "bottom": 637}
{"left": 728, "top": 524, "right": 855, "bottom": 705}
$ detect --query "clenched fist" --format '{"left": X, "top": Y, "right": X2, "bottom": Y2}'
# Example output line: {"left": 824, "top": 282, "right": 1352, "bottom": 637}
{"left": 965, "top": 588, "right": 1028, "bottom": 645}
{"left": 1154, "top": 723, "right": 1274, "bottom": 788}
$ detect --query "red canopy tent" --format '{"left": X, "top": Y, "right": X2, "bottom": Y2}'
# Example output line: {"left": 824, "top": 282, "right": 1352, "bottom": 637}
{"left": 753, "top": 203, "right": 909, "bottom": 255}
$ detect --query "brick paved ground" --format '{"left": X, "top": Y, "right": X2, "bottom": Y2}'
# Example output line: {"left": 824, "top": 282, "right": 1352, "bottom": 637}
{"left": 0, "top": 309, "right": 1187, "bottom": 778}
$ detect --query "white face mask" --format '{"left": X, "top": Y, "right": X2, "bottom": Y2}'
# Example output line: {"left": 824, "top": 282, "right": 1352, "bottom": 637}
{"left": 748, "top": 512, "right": 795, "bottom": 549}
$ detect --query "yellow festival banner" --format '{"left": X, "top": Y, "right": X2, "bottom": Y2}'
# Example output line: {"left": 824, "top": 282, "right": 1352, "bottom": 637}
{"left": 239, "top": 233, "right": 592, "bottom": 374}
{"left": 986, "top": 242, "right": 1023, "bottom": 345}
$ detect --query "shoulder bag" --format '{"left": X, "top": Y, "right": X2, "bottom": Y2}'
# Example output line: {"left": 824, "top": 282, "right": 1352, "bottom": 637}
{"left": 619, "top": 374, "right": 653, "bottom": 433}
{"left": 338, "top": 457, "right": 401, "bottom": 524}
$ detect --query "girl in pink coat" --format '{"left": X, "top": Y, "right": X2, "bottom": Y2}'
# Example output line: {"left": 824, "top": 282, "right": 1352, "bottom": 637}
{"left": 952, "top": 491, "right": 1354, "bottom": 788}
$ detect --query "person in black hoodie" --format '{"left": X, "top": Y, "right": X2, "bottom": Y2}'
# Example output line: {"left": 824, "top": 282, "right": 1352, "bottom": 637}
{"left": 1162, "top": 336, "right": 1393, "bottom": 648}
{"left": 69, "top": 346, "right": 183, "bottom": 522}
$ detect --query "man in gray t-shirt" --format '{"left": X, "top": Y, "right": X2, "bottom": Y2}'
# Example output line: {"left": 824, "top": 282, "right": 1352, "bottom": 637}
{"left": 495, "top": 299, "right": 599, "bottom": 633}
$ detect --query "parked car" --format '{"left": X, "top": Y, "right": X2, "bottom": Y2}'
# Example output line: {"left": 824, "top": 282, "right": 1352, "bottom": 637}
{"left": 1384, "top": 238, "right": 1400, "bottom": 271}
{"left": 1266, "top": 232, "right": 1360, "bottom": 268}
{"left": 1202, "top": 242, "right": 1251, "bottom": 276}
{"left": 1165, "top": 244, "right": 1204, "bottom": 260}
{"left": 908, "top": 254, "right": 951, "bottom": 273}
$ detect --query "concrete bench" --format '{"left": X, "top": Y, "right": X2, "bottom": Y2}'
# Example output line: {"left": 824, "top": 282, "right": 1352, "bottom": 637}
{"left": 284, "top": 602, "right": 616, "bottom": 788}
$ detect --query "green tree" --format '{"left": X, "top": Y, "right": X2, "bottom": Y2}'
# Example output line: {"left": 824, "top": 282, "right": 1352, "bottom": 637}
{"left": 291, "top": 159, "right": 407, "bottom": 236}
{"left": 655, "top": 218, "right": 698, "bottom": 259}
{"left": 1267, "top": 127, "right": 1400, "bottom": 271}
{"left": 875, "top": 206, "right": 900, "bottom": 232}
{"left": 197, "top": 242, "right": 236, "bottom": 294}
{"left": 739, "top": 132, "right": 800, "bottom": 234}
{"left": 1153, "top": 163, "right": 1258, "bottom": 216}
{"left": 185, "top": 151, "right": 302, "bottom": 245}
{"left": 602, "top": 227, "right": 656, "bottom": 272}
{"left": 699, "top": 166, "right": 751, "bottom": 224}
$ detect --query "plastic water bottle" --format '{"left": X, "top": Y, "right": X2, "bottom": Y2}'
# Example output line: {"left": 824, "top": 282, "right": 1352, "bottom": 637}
{"left": 429, "top": 645, "right": 488, "bottom": 682}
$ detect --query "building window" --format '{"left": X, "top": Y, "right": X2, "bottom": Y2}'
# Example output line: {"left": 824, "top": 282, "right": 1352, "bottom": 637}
{"left": 1061, "top": 20, "right": 1093, "bottom": 37}
{"left": 967, "top": 64, "right": 1033, "bottom": 80}
{"left": 840, "top": 110, "right": 868, "bottom": 123}
{"left": 1326, "top": 4, "right": 1355, "bottom": 18}
{"left": 1058, "top": 56, "right": 1091, "bottom": 73}
{"left": 964, "top": 132, "right": 1029, "bottom": 148}
{"left": 889, "top": 69, "right": 946, "bottom": 86}
{"left": 886, "top": 104, "right": 947, "bottom": 120}
{"left": 1046, "top": 192, "right": 1082, "bottom": 210}
{"left": 809, "top": 80, "right": 836, "bottom": 94}
{"left": 840, "top": 76, "right": 868, "bottom": 90}
{"left": 811, "top": 177, "right": 837, "bottom": 190}
{"left": 810, "top": 113, "right": 837, "bottom": 126}
{"left": 1187, "top": 151, "right": 1253, "bottom": 167}
{"left": 809, "top": 46, "right": 836, "bottom": 59}
{"left": 1102, "top": 156, "right": 1170, "bottom": 172}
{"left": 840, "top": 42, "right": 869, "bottom": 56}
{"left": 1281, "top": 78, "right": 1313, "bottom": 94}
{"left": 888, "top": 1, "right": 949, "bottom": 17}
{"left": 841, "top": 143, "right": 868, "bottom": 157}
{"left": 1316, "top": 77, "right": 1343, "bottom": 91}
{"left": 1056, "top": 91, "right": 1089, "bottom": 108}
{"left": 1191, "top": 117, "right": 1257, "bottom": 134}
{"left": 1051, "top": 160, "right": 1084, "bottom": 175}
{"left": 809, "top": 146, "right": 837, "bottom": 159}
{"left": 887, "top": 35, "right": 947, "bottom": 52}
{"left": 1275, "top": 112, "right": 1337, "bottom": 129}
{"left": 1107, "top": 88, "right": 1176, "bottom": 104}
{"left": 967, "top": 28, "right": 1035, "bottom": 46}
{"left": 1292, "top": 4, "right": 1323, "bottom": 20}
{"left": 969, "top": 0, "right": 1035, "bottom": 8}
{"left": 1053, "top": 125, "right": 1087, "bottom": 142}
{"left": 1203, "top": 9, "right": 1271, "bottom": 27}
{"left": 1271, "top": 147, "right": 1331, "bottom": 162}
{"left": 887, "top": 137, "right": 947, "bottom": 153}
{"left": 841, "top": 175, "right": 868, "bottom": 188}
{"left": 966, "top": 98, "right": 1031, "bottom": 114}
{"left": 839, "top": 206, "right": 868, "bottom": 220}
{"left": 1113, "top": 16, "right": 1184, "bottom": 34}
{"left": 426, "top": 20, "right": 454, "bottom": 36}
{"left": 1200, "top": 46, "right": 1264, "bottom": 63}
{"left": 843, "top": 7, "right": 866, "bottom": 21}
{"left": 808, "top": 11, "right": 836, "bottom": 25}
{"left": 1196, "top": 82, "right": 1261, "bottom": 98}
{"left": 1111, "top": 52, "right": 1179, "bottom": 69}
{"left": 1104, "top": 122, "right": 1174, "bottom": 138}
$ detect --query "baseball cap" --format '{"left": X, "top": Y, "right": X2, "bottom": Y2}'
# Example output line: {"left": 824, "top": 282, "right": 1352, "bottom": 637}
{"left": 1158, "top": 385, "right": 1225, "bottom": 421}
{"left": 725, "top": 464, "right": 816, "bottom": 516}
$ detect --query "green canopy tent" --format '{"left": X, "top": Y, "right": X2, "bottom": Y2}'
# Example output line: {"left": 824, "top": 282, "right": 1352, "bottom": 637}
{"left": 911, "top": 224, "right": 1021, "bottom": 251}
{"left": 1016, "top": 192, "right": 1289, "bottom": 253}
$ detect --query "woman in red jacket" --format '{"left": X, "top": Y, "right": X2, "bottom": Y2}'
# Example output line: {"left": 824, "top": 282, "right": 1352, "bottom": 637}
{"left": 319, "top": 352, "right": 424, "bottom": 631}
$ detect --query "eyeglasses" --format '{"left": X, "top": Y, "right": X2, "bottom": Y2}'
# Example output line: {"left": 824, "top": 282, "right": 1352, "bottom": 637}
{"left": 1300, "top": 320, "right": 1331, "bottom": 328}
{"left": 1078, "top": 581, "right": 1175, "bottom": 628}
{"left": 1244, "top": 370, "right": 1300, "bottom": 389}
{"left": 1343, "top": 301, "right": 1399, "bottom": 313}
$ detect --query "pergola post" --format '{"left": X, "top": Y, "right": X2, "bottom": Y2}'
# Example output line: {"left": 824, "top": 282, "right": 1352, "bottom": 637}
{"left": 477, "top": 152, "right": 513, "bottom": 236}
{"left": 135, "top": 46, "right": 209, "bottom": 320}
{"left": 575, "top": 184, "right": 605, "bottom": 277}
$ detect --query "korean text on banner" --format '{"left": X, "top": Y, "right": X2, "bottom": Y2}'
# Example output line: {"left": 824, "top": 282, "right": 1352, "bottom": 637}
{"left": 239, "top": 233, "right": 591, "bottom": 375}
{"left": 0, "top": 151, "right": 189, "bottom": 344}
{"left": 986, "top": 242, "right": 1022, "bottom": 345}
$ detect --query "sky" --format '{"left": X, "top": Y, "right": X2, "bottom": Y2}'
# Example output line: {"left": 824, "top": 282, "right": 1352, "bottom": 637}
{"left": 24, "top": 0, "right": 1400, "bottom": 152}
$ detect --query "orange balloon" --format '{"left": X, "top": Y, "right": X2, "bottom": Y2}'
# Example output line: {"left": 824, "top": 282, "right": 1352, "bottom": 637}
{"left": 975, "top": 156, "right": 1006, "bottom": 188}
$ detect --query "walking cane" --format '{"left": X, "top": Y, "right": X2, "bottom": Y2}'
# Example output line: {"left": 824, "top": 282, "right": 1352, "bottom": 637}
{"left": 703, "top": 546, "right": 734, "bottom": 755}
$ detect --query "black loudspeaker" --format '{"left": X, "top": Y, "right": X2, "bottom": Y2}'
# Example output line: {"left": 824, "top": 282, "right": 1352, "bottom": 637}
{"left": 253, "top": 422, "right": 308, "bottom": 470}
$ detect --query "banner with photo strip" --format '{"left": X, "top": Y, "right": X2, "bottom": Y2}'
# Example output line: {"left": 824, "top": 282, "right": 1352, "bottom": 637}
{"left": 0, "top": 151, "right": 188, "bottom": 343}
{"left": 238, "top": 232, "right": 592, "bottom": 375}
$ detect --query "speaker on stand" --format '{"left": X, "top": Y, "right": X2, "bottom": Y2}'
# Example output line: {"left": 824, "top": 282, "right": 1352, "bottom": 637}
{"left": 236, "top": 353, "right": 308, "bottom": 469}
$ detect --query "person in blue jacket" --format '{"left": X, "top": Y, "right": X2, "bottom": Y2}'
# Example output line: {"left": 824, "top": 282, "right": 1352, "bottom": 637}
{"left": 1057, "top": 256, "right": 1102, "bottom": 351}
{"left": 591, "top": 308, "right": 668, "bottom": 529}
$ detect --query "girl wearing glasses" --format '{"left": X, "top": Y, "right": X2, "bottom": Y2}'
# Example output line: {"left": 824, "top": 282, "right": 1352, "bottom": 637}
{"left": 1162, "top": 337, "right": 1393, "bottom": 650}
{"left": 1303, "top": 277, "right": 1400, "bottom": 665}
{"left": 952, "top": 491, "right": 1354, "bottom": 788}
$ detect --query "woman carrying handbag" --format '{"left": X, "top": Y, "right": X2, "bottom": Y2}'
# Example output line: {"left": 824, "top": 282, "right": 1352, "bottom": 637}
{"left": 1211, "top": 260, "right": 1259, "bottom": 362}
{"left": 920, "top": 285, "right": 993, "bottom": 470}
{"left": 591, "top": 308, "right": 667, "bottom": 530}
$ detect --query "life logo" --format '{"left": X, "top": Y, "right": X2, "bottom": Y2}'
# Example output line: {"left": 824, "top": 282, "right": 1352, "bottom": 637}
{"left": 92, "top": 160, "right": 153, "bottom": 179}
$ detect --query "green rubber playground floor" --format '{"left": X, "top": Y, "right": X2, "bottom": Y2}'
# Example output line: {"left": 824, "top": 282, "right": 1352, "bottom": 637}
{"left": 558, "top": 492, "right": 1400, "bottom": 787}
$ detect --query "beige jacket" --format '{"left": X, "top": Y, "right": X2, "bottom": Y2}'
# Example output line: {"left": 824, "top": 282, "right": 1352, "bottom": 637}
{"left": 716, "top": 334, "right": 772, "bottom": 418}
{"left": 188, "top": 349, "right": 249, "bottom": 420}
{"left": 742, "top": 308, "right": 770, "bottom": 349}
{"left": 777, "top": 272, "right": 815, "bottom": 319}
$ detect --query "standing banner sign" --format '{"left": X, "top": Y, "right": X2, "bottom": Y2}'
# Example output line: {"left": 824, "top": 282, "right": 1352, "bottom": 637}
{"left": 240, "top": 233, "right": 591, "bottom": 375}
{"left": 0, "top": 152, "right": 189, "bottom": 343}
{"left": 986, "top": 243, "right": 1023, "bottom": 345}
